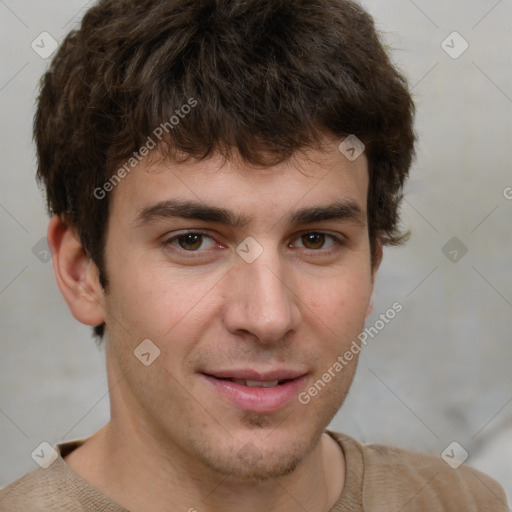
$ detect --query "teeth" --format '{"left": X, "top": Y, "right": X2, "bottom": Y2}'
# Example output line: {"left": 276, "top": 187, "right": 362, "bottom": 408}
{"left": 247, "top": 380, "right": 280, "bottom": 388}
{"left": 233, "top": 379, "right": 280, "bottom": 388}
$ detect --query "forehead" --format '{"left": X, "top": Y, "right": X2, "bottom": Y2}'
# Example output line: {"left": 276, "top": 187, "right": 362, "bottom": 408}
{"left": 109, "top": 139, "right": 369, "bottom": 227}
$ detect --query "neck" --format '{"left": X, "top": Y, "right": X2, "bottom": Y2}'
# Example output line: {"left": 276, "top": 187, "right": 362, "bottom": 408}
{"left": 64, "top": 352, "right": 345, "bottom": 512}
{"left": 65, "top": 415, "right": 345, "bottom": 512}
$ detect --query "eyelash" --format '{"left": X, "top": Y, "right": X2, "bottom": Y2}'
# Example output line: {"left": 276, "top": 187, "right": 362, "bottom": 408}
{"left": 161, "top": 230, "right": 345, "bottom": 257}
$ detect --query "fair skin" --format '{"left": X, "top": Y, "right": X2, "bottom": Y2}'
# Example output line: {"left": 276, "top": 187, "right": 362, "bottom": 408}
{"left": 48, "top": 135, "right": 381, "bottom": 512}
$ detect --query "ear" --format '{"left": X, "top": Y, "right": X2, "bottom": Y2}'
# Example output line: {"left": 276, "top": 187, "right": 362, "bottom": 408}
{"left": 47, "top": 215, "right": 106, "bottom": 327}
{"left": 366, "top": 242, "right": 383, "bottom": 318}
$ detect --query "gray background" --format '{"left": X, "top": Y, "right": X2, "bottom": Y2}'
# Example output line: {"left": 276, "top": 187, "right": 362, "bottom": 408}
{"left": 1, "top": 0, "right": 511, "bottom": 504}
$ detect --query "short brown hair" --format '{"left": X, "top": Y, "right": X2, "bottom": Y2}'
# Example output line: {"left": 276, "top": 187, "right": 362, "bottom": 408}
{"left": 34, "top": 0, "right": 415, "bottom": 339}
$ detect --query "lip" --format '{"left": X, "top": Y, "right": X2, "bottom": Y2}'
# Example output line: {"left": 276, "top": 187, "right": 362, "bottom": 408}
{"left": 201, "top": 370, "right": 308, "bottom": 413}
{"left": 204, "top": 368, "right": 306, "bottom": 382}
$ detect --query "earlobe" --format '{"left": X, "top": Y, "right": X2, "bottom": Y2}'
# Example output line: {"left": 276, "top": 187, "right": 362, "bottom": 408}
{"left": 367, "top": 242, "right": 383, "bottom": 318}
{"left": 371, "top": 242, "right": 383, "bottom": 279}
{"left": 47, "top": 215, "right": 105, "bottom": 327}
{"left": 366, "top": 290, "right": 374, "bottom": 318}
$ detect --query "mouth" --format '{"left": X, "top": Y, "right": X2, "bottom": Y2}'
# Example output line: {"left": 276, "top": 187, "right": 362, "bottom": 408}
{"left": 211, "top": 377, "right": 291, "bottom": 388}
{"left": 201, "top": 370, "right": 308, "bottom": 413}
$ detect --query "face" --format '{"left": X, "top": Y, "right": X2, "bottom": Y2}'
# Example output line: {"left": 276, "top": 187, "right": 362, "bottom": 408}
{"left": 100, "top": 137, "right": 377, "bottom": 480}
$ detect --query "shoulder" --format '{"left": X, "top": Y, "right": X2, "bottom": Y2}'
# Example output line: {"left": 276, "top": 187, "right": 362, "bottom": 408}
{"left": 361, "top": 441, "right": 508, "bottom": 511}
{"left": 0, "top": 461, "right": 84, "bottom": 511}
{"left": 0, "top": 438, "right": 119, "bottom": 512}
{"left": 329, "top": 431, "right": 508, "bottom": 511}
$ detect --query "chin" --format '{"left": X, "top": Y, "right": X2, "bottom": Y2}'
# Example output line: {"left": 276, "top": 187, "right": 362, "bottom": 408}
{"left": 232, "top": 456, "right": 303, "bottom": 481}
{"left": 202, "top": 440, "right": 308, "bottom": 481}
{"left": 187, "top": 420, "right": 322, "bottom": 482}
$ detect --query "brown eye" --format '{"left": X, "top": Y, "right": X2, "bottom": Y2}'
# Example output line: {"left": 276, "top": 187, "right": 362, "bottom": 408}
{"left": 162, "top": 231, "right": 219, "bottom": 256}
{"left": 292, "top": 232, "right": 343, "bottom": 253}
{"left": 177, "top": 233, "right": 204, "bottom": 250}
{"left": 301, "top": 232, "right": 326, "bottom": 249}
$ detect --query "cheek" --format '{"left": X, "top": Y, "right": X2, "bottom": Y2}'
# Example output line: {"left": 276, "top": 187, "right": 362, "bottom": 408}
{"left": 305, "top": 271, "right": 372, "bottom": 327}
{"left": 106, "top": 259, "right": 223, "bottom": 342}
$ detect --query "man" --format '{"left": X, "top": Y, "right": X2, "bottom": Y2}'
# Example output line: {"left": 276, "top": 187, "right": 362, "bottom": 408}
{"left": 0, "top": 0, "right": 507, "bottom": 510}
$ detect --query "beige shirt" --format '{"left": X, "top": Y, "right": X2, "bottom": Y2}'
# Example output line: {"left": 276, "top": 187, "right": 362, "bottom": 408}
{"left": 0, "top": 431, "right": 507, "bottom": 511}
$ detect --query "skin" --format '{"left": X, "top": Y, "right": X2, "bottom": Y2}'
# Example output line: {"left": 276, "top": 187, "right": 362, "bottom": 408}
{"left": 48, "top": 135, "right": 382, "bottom": 512}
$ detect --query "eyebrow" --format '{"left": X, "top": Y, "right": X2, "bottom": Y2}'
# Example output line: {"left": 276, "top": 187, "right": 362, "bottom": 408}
{"left": 134, "top": 199, "right": 366, "bottom": 228}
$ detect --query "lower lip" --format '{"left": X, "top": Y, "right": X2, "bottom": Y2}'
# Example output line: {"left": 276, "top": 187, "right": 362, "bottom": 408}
{"left": 202, "top": 374, "right": 307, "bottom": 413}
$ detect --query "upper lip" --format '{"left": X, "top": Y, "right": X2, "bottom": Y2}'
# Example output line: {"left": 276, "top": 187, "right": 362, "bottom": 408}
{"left": 202, "top": 369, "right": 307, "bottom": 381}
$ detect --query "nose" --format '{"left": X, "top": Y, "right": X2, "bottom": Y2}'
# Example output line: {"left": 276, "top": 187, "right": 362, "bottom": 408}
{"left": 223, "top": 251, "right": 301, "bottom": 344}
